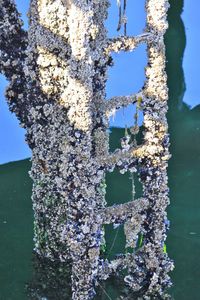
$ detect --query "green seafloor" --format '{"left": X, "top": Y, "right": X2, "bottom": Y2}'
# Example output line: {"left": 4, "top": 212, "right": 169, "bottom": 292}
{"left": 1, "top": 0, "right": 200, "bottom": 299}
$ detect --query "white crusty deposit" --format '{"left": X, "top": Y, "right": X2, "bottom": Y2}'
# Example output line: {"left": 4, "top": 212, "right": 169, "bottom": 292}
{"left": 0, "top": 0, "right": 173, "bottom": 299}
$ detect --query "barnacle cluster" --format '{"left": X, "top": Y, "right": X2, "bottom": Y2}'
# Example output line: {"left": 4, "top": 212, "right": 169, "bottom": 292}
{"left": 0, "top": 0, "right": 28, "bottom": 123}
{"left": 0, "top": 0, "right": 173, "bottom": 299}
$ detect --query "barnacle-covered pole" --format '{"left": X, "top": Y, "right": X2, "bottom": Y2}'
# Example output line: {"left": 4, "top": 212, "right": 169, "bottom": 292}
{"left": 134, "top": 0, "right": 174, "bottom": 297}
{"left": 0, "top": 0, "right": 174, "bottom": 299}
{"left": 0, "top": 0, "right": 28, "bottom": 123}
{"left": 26, "top": 4, "right": 111, "bottom": 297}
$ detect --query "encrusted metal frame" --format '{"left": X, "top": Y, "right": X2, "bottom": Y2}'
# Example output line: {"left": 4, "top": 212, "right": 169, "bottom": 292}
{"left": 0, "top": 0, "right": 173, "bottom": 299}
